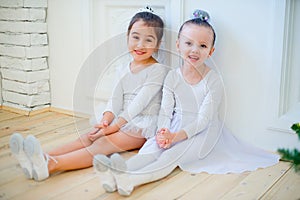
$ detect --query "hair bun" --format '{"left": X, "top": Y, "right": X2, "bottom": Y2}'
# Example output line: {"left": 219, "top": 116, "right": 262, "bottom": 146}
{"left": 192, "top": 9, "right": 210, "bottom": 22}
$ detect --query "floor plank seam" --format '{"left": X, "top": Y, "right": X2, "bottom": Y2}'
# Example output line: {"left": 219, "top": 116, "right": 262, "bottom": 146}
{"left": 258, "top": 162, "right": 292, "bottom": 199}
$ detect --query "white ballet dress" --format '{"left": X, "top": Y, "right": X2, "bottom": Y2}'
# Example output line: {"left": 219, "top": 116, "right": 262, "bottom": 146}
{"left": 139, "top": 67, "right": 280, "bottom": 174}
{"left": 103, "top": 63, "right": 170, "bottom": 139}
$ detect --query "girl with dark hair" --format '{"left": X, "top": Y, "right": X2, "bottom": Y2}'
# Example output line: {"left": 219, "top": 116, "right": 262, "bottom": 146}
{"left": 9, "top": 7, "right": 169, "bottom": 181}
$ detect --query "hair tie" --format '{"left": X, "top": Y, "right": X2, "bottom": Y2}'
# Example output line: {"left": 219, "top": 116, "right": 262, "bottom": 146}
{"left": 137, "top": 5, "right": 155, "bottom": 14}
{"left": 192, "top": 9, "right": 210, "bottom": 22}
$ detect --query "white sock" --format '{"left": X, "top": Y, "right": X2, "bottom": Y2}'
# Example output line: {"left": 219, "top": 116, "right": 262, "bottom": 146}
{"left": 110, "top": 153, "right": 134, "bottom": 196}
{"left": 93, "top": 154, "right": 116, "bottom": 193}
{"left": 112, "top": 153, "right": 178, "bottom": 196}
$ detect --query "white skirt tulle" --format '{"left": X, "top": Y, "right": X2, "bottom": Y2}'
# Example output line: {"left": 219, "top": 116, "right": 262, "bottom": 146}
{"left": 139, "top": 126, "right": 280, "bottom": 174}
{"left": 90, "top": 105, "right": 158, "bottom": 139}
{"left": 121, "top": 115, "right": 158, "bottom": 139}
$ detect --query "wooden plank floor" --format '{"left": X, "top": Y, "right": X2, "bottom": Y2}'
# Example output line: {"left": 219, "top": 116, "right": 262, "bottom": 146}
{"left": 0, "top": 109, "right": 299, "bottom": 200}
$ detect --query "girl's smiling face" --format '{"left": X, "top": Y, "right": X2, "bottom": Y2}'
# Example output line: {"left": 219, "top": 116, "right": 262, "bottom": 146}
{"left": 176, "top": 23, "right": 215, "bottom": 67}
{"left": 127, "top": 20, "right": 159, "bottom": 63}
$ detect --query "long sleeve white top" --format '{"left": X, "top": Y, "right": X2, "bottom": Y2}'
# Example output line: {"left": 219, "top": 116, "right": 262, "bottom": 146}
{"left": 157, "top": 67, "right": 223, "bottom": 138}
{"left": 104, "top": 63, "right": 170, "bottom": 122}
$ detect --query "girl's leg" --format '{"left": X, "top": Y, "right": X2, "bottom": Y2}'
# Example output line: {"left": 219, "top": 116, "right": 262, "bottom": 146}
{"left": 126, "top": 137, "right": 163, "bottom": 171}
{"left": 126, "top": 152, "right": 161, "bottom": 171}
{"left": 48, "top": 132, "right": 93, "bottom": 156}
{"left": 49, "top": 131, "right": 146, "bottom": 174}
{"left": 112, "top": 151, "right": 177, "bottom": 196}
{"left": 117, "top": 136, "right": 205, "bottom": 193}
{"left": 93, "top": 149, "right": 161, "bottom": 193}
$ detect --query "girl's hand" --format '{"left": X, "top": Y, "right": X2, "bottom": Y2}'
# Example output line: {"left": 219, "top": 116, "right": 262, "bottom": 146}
{"left": 100, "top": 124, "right": 121, "bottom": 136}
{"left": 88, "top": 127, "right": 100, "bottom": 135}
{"left": 88, "top": 130, "right": 104, "bottom": 141}
{"left": 94, "top": 120, "right": 109, "bottom": 129}
{"left": 156, "top": 128, "right": 174, "bottom": 149}
{"left": 87, "top": 120, "right": 109, "bottom": 141}
{"left": 88, "top": 120, "right": 123, "bottom": 141}
{"left": 88, "top": 128, "right": 103, "bottom": 141}
{"left": 155, "top": 129, "right": 166, "bottom": 147}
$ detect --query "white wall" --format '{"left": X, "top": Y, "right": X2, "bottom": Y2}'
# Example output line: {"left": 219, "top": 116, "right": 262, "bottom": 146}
{"left": 186, "top": 0, "right": 299, "bottom": 151}
{"left": 47, "top": 0, "right": 299, "bottom": 151}
{"left": 48, "top": 0, "right": 89, "bottom": 111}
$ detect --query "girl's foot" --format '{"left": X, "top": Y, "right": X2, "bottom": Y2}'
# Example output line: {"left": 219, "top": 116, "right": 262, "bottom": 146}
{"left": 111, "top": 153, "right": 134, "bottom": 196}
{"left": 93, "top": 154, "right": 116, "bottom": 192}
{"left": 24, "top": 135, "right": 49, "bottom": 181}
{"left": 9, "top": 133, "right": 33, "bottom": 179}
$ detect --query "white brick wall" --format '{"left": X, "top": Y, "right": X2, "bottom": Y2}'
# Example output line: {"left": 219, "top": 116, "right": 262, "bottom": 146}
{"left": 0, "top": 0, "right": 49, "bottom": 112}
{"left": 2, "top": 79, "right": 49, "bottom": 95}
{"left": 0, "top": 0, "right": 47, "bottom": 8}
{"left": 0, "top": 57, "right": 48, "bottom": 71}
{"left": 30, "top": 34, "right": 47, "bottom": 45}
{"left": 0, "top": 21, "right": 47, "bottom": 33}
{"left": 0, "top": 33, "right": 31, "bottom": 46}
{"left": 24, "top": 0, "right": 47, "bottom": 8}
{"left": 0, "top": 8, "right": 46, "bottom": 21}
{"left": 3, "top": 91, "right": 50, "bottom": 107}
{"left": 0, "top": 44, "right": 26, "bottom": 57}
{"left": 0, "top": 0, "right": 23, "bottom": 8}
{"left": 0, "top": 44, "right": 49, "bottom": 58}
{"left": 1, "top": 68, "right": 50, "bottom": 83}
{"left": 26, "top": 45, "right": 48, "bottom": 58}
{"left": 0, "top": 33, "right": 48, "bottom": 46}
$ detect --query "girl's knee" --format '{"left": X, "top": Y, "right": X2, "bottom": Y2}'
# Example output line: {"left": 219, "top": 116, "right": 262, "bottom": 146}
{"left": 78, "top": 133, "right": 92, "bottom": 146}
{"left": 92, "top": 137, "right": 106, "bottom": 146}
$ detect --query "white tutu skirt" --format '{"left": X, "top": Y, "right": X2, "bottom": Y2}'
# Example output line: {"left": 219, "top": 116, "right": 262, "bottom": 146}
{"left": 121, "top": 115, "right": 158, "bottom": 139}
{"left": 90, "top": 105, "right": 158, "bottom": 139}
{"left": 140, "top": 126, "right": 280, "bottom": 174}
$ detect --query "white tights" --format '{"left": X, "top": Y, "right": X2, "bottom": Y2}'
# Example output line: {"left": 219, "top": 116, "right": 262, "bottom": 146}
{"left": 124, "top": 149, "right": 179, "bottom": 188}
{"left": 114, "top": 136, "right": 203, "bottom": 195}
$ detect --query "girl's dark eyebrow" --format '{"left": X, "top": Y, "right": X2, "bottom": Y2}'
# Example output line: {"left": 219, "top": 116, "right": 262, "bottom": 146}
{"left": 131, "top": 31, "right": 140, "bottom": 35}
{"left": 131, "top": 32, "right": 156, "bottom": 40}
{"left": 147, "top": 35, "right": 156, "bottom": 39}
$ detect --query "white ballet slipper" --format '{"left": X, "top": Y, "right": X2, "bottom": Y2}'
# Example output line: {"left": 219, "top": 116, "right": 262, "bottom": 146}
{"left": 110, "top": 153, "right": 134, "bottom": 196}
{"left": 9, "top": 133, "right": 33, "bottom": 179}
{"left": 23, "top": 135, "right": 49, "bottom": 181}
{"left": 93, "top": 154, "right": 116, "bottom": 193}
